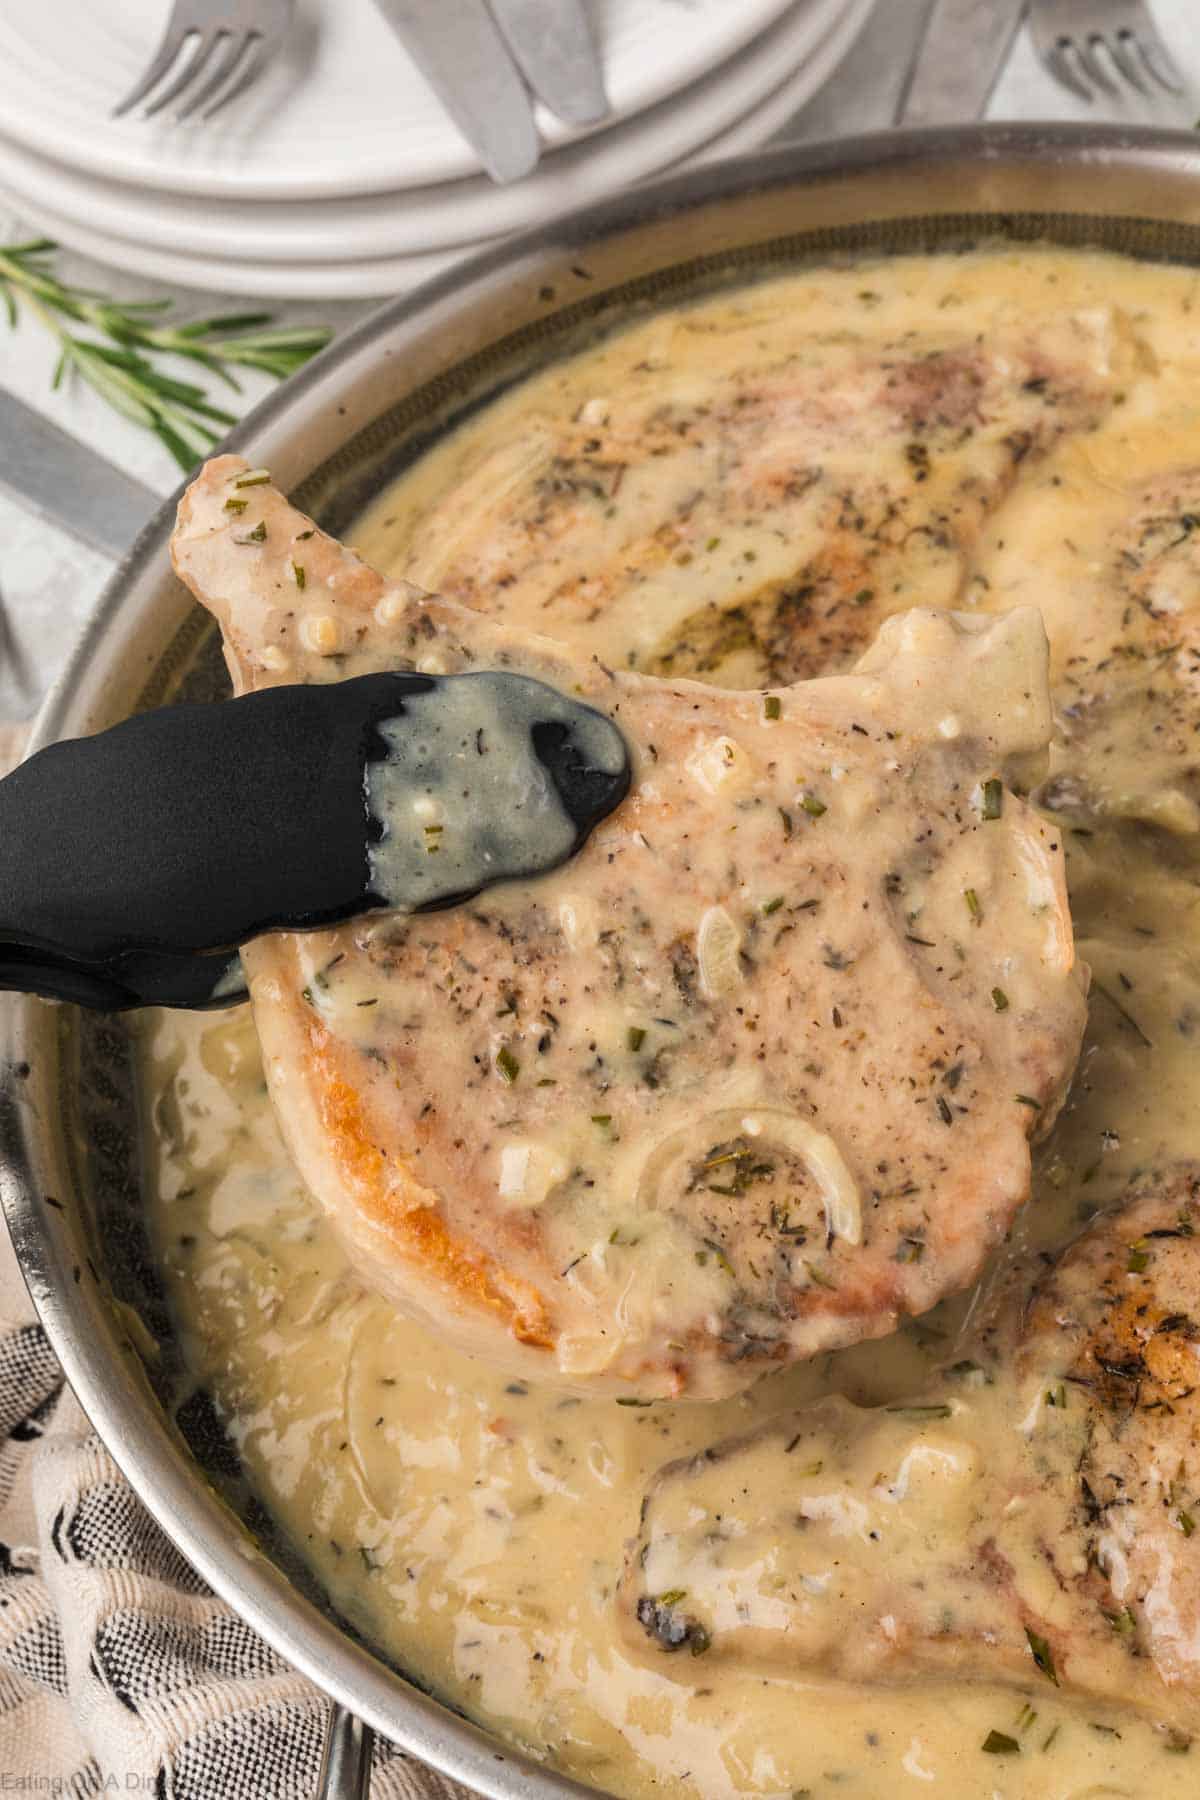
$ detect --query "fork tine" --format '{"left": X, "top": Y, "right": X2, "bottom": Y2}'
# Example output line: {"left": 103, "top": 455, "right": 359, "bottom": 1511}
{"left": 1106, "top": 29, "right": 1149, "bottom": 90}
{"left": 177, "top": 31, "right": 250, "bottom": 121}
{"left": 1129, "top": 21, "right": 1185, "bottom": 92}
{"left": 203, "top": 36, "right": 268, "bottom": 121}
{"left": 112, "top": 13, "right": 192, "bottom": 117}
{"left": 1045, "top": 37, "right": 1096, "bottom": 102}
{"left": 142, "top": 29, "right": 221, "bottom": 118}
{"left": 1075, "top": 32, "right": 1120, "bottom": 93}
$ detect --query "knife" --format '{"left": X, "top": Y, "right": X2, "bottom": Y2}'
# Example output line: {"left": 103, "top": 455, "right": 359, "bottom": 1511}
{"left": 772, "top": 0, "right": 933, "bottom": 141}
{"left": 372, "top": 0, "right": 540, "bottom": 184}
{"left": 897, "top": 0, "right": 1027, "bottom": 125}
{"left": 0, "top": 388, "right": 158, "bottom": 562}
{"left": 485, "top": 0, "right": 608, "bottom": 127}
{"left": 774, "top": 0, "right": 1023, "bottom": 144}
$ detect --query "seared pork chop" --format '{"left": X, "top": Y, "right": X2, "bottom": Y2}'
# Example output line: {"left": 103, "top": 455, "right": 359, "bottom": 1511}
{"left": 621, "top": 1165, "right": 1200, "bottom": 1738}
{"left": 171, "top": 456, "right": 1086, "bottom": 1399}
{"left": 397, "top": 306, "right": 1137, "bottom": 687}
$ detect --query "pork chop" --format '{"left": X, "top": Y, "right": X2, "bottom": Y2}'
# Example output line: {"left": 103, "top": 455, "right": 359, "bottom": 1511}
{"left": 397, "top": 304, "right": 1136, "bottom": 687}
{"left": 620, "top": 1164, "right": 1200, "bottom": 1739}
{"left": 170, "top": 455, "right": 1086, "bottom": 1399}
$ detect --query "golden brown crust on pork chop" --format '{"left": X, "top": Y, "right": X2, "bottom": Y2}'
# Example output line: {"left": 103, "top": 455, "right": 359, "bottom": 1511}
{"left": 620, "top": 1165, "right": 1200, "bottom": 1735}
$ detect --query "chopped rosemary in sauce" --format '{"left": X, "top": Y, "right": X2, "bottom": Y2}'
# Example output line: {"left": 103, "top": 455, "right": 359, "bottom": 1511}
{"left": 223, "top": 496, "right": 248, "bottom": 513}
{"left": 234, "top": 468, "right": 272, "bottom": 488}
{"left": 627, "top": 1026, "right": 646, "bottom": 1052}
{"left": 979, "top": 778, "right": 1003, "bottom": 820}
{"left": 991, "top": 987, "right": 1009, "bottom": 1012}
{"left": 1026, "top": 1628, "right": 1058, "bottom": 1685}
{"left": 1179, "top": 1509, "right": 1196, "bottom": 1538}
{"left": 963, "top": 887, "right": 981, "bottom": 920}
{"left": 763, "top": 694, "right": 782, "bottom": 720}
{"left": 981, "top": 1730, "right": 1020, "bottom": 1755}
{"left": 292, "top": 561, "right": 307, "bottom": 589}
{"left": 1015, "top": 1094, "right": 1042, "bottom": 1111}
{"left": 761, "top": 895, "right": 785, "bottom": 916}
{"left": 495, "top": 1047, "right": 520, "bottom": 1084}
{"left": 234, "top": 520, "right": 267, "bottom": 545}
{"left": 701, "top": 1238, "right": 734, "bottom": 1276}
{"left": 800, "top": 793, "right": 827, "bottom": 818}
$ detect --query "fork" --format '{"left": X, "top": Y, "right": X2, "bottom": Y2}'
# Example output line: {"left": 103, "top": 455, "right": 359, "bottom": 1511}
{"left": 1029, "top": 0, "right": 1186, "bottom": 102}
{"left": 114, "top": 0, "right": 294, "bottom": 123}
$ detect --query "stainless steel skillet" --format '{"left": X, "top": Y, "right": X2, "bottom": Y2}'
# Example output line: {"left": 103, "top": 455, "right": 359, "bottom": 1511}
{"left": 3, "top": 123, "right": 1200, "bottom": 1800}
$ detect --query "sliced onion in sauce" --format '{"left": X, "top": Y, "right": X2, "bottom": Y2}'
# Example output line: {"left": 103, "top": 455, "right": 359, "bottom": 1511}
{"left": 697, "top": 905, "right": 743, "bottom": 998}
{"left": 755, "top": 1112, "right": 863, "bottom": 1247}
{"left": 637, "top": 1106, "right": 862, "bottom": 1248}
{"left": 498, "top": 1140, "right": 569, "bottom": 1208}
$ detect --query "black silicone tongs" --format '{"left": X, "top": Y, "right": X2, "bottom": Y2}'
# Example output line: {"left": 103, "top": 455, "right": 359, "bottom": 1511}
{"left": 0, "top": 671, "right": 630, "bottom": 1012}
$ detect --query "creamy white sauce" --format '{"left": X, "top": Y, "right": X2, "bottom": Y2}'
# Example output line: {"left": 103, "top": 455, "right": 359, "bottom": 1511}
{"left": 365, "top": 671, "right": 627, "bottom": 911}
{"left": 142, "top": 245, "right": 1200, "bottom": 1799}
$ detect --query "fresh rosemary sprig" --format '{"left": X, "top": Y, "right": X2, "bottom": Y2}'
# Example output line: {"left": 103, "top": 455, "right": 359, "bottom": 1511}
{"left": 0, "top": 238, "right": 332, "bottom": 473}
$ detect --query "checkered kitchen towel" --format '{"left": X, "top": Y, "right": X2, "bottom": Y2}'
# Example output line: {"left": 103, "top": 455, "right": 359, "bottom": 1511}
{"left": 0, "top": 725, "right": 470, "bottom": 1800}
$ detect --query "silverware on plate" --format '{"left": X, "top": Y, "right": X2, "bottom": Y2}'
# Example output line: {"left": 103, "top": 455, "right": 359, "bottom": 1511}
{"left": 372, "top": 0, "right": 540, "bottom": 184}
{"left": 1030, "top": 0, "right": 1186, "bottom": 101}
{"left": 773, "top": 0, "right": 1021, "bottom": 148}
{"left": 113, "top": 0, "right": 295, "bottom": 122}
{"left": 371, "top": 0, "right": 608, "bottom": 185}
{"left": 897, "top": 0, "right": 1028, "bottom": 125}
{"left": 485, "top": 0, "right": 608, "bottom": 128}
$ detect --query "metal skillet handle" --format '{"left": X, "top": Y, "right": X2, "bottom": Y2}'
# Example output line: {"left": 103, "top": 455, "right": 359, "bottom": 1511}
{"left": 316, "top": 1701, "right": 374, "bottom": 1800}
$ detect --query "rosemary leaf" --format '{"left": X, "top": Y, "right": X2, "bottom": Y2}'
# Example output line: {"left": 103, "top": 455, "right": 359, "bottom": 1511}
{"left": 0, "top": 237, "right": 331, "bottom": 473}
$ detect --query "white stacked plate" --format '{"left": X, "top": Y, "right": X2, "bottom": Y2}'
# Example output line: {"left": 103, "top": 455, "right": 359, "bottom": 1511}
{"left": 0, "top": 0, "right": 871, "bottom": 298}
